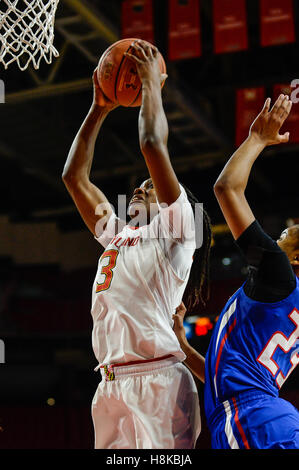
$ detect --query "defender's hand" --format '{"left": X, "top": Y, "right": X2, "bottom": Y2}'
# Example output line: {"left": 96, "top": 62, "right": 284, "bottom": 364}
{"left": 92, "top": 69, "right": 119, "bottom": 111}
{"left": 249, "top": 94, "right": 292, "bottom": 146}
{"left": 173, "top": 302, "right": 188, "bottom": 345}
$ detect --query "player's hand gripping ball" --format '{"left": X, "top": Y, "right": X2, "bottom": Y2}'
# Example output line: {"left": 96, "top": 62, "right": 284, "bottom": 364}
{"left": 97, "top": 38, "right": 167, "bottom": 107}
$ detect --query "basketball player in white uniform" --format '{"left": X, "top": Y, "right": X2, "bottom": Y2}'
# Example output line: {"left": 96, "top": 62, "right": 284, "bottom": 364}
{"left": 62, "top": 40, "right": 210, "bottom": 449}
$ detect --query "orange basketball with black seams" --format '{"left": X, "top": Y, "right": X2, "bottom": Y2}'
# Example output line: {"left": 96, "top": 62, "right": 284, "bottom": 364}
{"left": 97, "top": 38, "right": 167, "bottom": 107}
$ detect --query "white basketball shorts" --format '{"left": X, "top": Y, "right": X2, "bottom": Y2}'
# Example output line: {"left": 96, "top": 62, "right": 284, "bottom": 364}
{"left": 91, "top": 355, "right": 201, "bottom": 449}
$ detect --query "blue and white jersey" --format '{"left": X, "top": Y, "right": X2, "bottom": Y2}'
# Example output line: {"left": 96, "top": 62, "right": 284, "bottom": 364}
{"left": 204, "top": 277, "right": 299, "bottom": 425}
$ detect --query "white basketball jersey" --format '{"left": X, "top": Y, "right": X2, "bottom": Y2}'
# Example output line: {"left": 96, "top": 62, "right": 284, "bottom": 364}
{"left": 91, "top": 186, "right": 196, "bottom": 367}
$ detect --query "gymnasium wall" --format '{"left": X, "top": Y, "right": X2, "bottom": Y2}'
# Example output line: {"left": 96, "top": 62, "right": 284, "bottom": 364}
{"left": 0, "top": 215, "right": 100, "bottom": 271}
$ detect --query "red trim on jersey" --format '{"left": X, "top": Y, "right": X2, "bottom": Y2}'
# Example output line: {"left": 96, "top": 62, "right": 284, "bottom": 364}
{"left": 100, "top": 354, "right": 173, "bottom": 369}
{"left": 127, "top": 226, "right": 139, "bottom": 230}
{"left": 215, "top": 317, "right": 237, "bottom": 378}
{"left": 232, "top": 397, "right": 250, "bottom": 449}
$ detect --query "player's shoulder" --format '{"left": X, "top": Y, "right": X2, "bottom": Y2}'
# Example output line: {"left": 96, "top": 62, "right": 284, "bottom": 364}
{"left": 236, "top": 219, "right": 283, "bottom": 257}
{"left": 95, "top": 212, "right": 127, "bottom": 247}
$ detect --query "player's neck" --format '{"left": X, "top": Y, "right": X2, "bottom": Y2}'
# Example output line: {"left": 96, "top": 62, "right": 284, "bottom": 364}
{"left": 128, "top": 212, "right": 152, "bottom": 227}
{"left": 128, "top": 220, "right": 149, "bottom": 228}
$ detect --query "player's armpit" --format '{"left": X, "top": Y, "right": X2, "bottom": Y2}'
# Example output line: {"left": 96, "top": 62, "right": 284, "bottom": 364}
{"left": 158, "top": 187, "right": 195, "bottom": 245}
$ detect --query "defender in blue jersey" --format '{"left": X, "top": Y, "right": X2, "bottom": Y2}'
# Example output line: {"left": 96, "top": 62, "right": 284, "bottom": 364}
{"left": 173, "top": 94, "right": 299, "bottom": 449}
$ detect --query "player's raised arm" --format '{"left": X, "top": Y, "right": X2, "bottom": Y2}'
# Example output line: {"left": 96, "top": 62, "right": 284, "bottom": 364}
{"left": 214, "top": 95, "right": 292, "bottom": 240}
{"left": 62, "top": 70, "right": 118, "bottom": 236}
{"left": 173, "top": 303, "right": 205, "bottom": 383}
{"left": 125, "top": 40, "right": 180, "bottom": 206}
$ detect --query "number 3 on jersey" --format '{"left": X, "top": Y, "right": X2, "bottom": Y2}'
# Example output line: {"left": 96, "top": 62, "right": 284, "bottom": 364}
{"left": 257, "top": 308, "right": 299, "bottom": 388}
{"left": 96, "top": 249, "right": 119, "bottom": 293}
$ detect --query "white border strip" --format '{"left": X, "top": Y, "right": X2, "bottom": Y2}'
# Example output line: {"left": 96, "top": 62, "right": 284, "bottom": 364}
{"left": 223, "top": 400, "right": 239, "bottom": 449}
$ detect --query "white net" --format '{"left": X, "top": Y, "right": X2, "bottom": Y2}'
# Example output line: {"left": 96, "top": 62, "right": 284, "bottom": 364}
{"left": 0, "top": 0, "right": 60, "bottom": 70}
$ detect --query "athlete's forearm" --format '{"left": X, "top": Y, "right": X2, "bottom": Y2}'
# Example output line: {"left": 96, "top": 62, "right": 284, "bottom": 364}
{"left": 138, "top": 80, "right": 168, "bottom": 148}
{"left": 173, "top": 304, "right": 205, "bottom": 383}
{"left": 62, "top": 104, "right": 109, "bottom": 183}
{"left": 214, "top": 134, "right": 265, "bottom": 194}
{"left": 180, "top": 341, "right": 205, "bottom": 383}
{"left": 127, "top": 40, "right": 180, "bottom": 205}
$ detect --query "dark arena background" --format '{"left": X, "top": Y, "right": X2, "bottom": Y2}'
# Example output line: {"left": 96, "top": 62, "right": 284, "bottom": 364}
{"left": 0, "top": 0, "right": 298, "bottom": 450}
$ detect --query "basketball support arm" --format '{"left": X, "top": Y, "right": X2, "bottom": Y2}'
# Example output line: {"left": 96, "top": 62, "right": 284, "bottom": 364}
{"left": 62, "top": 100, "right": 113, "bottom": 236}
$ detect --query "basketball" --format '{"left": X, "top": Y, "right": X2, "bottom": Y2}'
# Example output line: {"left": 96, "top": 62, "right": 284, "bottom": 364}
{"left": 97, "top": 38, "right": 167, "bottom": 107}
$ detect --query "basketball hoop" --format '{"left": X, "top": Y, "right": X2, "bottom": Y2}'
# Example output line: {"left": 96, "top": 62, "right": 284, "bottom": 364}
{"left": 0, "top": 0, "right": 60, "bottom": 71}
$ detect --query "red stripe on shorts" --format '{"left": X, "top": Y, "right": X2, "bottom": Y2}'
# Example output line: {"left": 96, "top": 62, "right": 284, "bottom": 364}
{"left": 232, "top": 397, "right": 250, "bottom": 449}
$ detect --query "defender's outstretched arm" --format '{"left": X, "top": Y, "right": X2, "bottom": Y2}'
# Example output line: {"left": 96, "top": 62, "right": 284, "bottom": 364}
{"left": 214, "top": 95, "right": 292, "bottom": 239}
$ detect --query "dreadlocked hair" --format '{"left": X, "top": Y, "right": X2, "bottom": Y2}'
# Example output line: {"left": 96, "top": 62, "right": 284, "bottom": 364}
{"left": 181, "top": 184, "right": 212, "bottom": 310}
